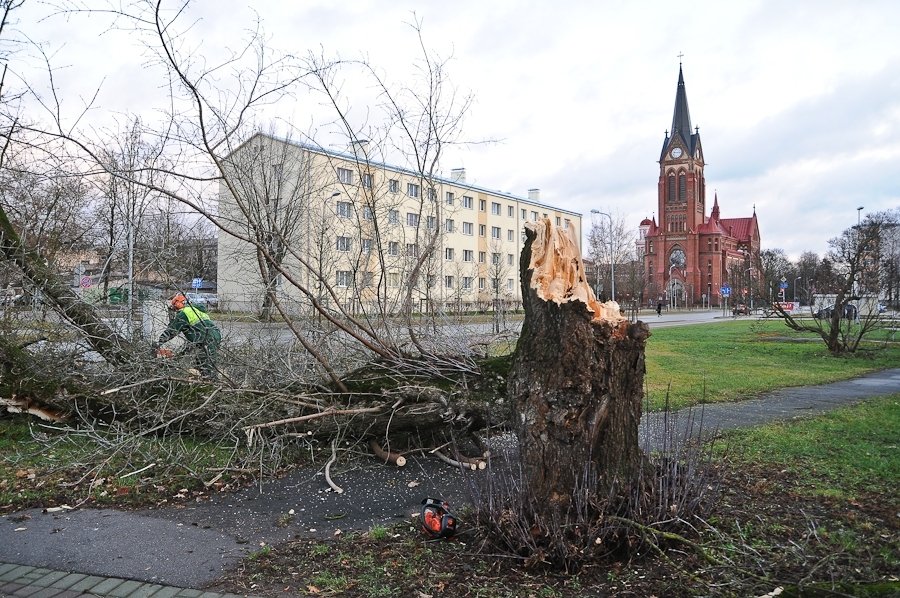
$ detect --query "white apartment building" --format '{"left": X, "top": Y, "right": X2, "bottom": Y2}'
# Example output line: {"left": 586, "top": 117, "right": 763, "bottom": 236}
{"left": 217, "top": 133, "right": 582, "bottom": 314}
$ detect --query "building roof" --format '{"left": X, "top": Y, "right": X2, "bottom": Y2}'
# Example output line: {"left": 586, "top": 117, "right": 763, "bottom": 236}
{"left": 235, "top": 132, "right": 582, "bottom": 218}
{"left": 719, "top": 217, "right": 756, "bottom": 242}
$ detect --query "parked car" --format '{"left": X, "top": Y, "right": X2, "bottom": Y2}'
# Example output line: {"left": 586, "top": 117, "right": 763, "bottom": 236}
{"left": 185, "top": 292, "right": 218, "bottom": 310}
{"left": 732, "top": 302, "right": 750, "bottom": 315}
{"left": 814, "top": 304, "right": 834, "bottom": 319}
{"left": 184, "top": 292, "right": 208, "bottom": 308}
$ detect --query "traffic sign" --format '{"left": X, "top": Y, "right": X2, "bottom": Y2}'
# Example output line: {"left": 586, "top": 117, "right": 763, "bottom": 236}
{"left": 191, "top": 277, "right": 203, "bottom": 290}
{"left": 80, "top": 276, "right": 92, "bottom": 289}
{"left": 779, "top": 281, "right": 788, "bottom": 290}
{"left": 721, "top": 285, "right": 731, "bottom": 297}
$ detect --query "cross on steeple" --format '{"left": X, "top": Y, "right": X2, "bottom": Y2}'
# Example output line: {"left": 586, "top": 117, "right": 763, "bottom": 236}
{"left": 677, "top": 52, "right": 684, "bottom": 65}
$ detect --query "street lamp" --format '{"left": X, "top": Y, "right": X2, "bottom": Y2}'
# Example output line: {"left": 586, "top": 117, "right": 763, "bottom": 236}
{"left": 794, "top": 276, "right": 802, "bottom": 304}
{"left": 590, "top": 209, "right": 615, "bottom": 302}
{"left": 857, "top": 206, "right": 864, "bottom": 226}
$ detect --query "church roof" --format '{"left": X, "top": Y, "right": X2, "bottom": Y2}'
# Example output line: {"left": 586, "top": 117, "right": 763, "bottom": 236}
{"left": 720, "top": 217, "right": 756, "bottom": 242}
{"left": 640, "top": 217, "right": 653, "bottom": 226}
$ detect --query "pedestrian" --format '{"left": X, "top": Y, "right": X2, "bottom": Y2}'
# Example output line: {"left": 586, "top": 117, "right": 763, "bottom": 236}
{"left": 154, "top": 293, "right": 222, "bottom": 379}
{"left": 656, "top": 301, "right": 663, "bottom": 317}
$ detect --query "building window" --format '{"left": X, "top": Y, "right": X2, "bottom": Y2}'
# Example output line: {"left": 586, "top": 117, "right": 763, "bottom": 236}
{"left": 507, "top": 253, "right": 514, "bottom": 265}
{"left": 649, "top": 240, "right": 654, "bottom": 254}
{"left": 389, "top": 179, "right": 399, "bottom": 193}
{"left": 426, "top": 215, "right": 436, "bottom": 229}
{"left": 521, "top": 208, "right": 527, "bottom": 219}
{"left": 478, "top": 251, "right": 486, "bottom": 263}
{"left": 361, "top": 238, "right": 373, "bottom": 253}
{"left": 336, "top": 236, "right": 351, "bottom": 252}
{"left": 679, "top": 173, "right": 687, "bottom": 202}
{"left": 463, "top": 196, "right": 473, "bottom": 209}
{"left": 463, "top": 249, "right": 474, "bottom": 262}
{"left": 478, "top": 277, "right": 486, "bottom": 290}
{"left": 362, "top": 173, "right": 373, "bottom": 189}
{"left": 428, "top": 187, "right": 436, "bottom": 201}
{"left": 337, "top": 201, "right": 352, "bottom": 218}
{"left": 491, "top": 202, "right": 501, "bottom": 215}
{"left": 446, "top": 192, "right": 455, "bottom": 206}
{"left": 388, "top": 209, "right": 399, "bottom": 224}
{"left": 336, "top": 270, "right": 352, "bottom": 287}
{"left": 445, "top": 219, "right": 455, "bottom": 233}
{"left": 462, "top": 276, "right": 473, "bottom": 290}
{"left": 531, "top": 211, "right": 538, "bottom": 221}
{"left": 564, "top": 219, "right": 570, "bottom": 230}
{"left": 707, "top": 238, "right": 712, "bottom": 251}
{"left": 462, "top": 221, "right": 473, "bottom": 235}
{"left": 479, "top": 224, "right": 486, "bottom": 237}
{"left": 407, "top": 182, "right": 420, "bottom": 198}
{"left": 667, "top": 174, "right": 676, "bottom": 203}
{"left": 406, "top": 243, "right": 419, "bottom": 257}
{"left": 361, "top": 271, "right": 374, "bottom": 288}
{"left": 555, "top": 216, "right": 561, "bottom": 226}
{"left": 507, "top": 229, "right": 514, "bottom": 241}
{"left": 388, "top": 241, "right": 399, "bottom": 256}
{"left": 337, "top": 167, "right": 353, "bottom": 185}
{"left": 507, "top": 278, "right": 514, "bottom": 291}
{"left": 363, "top": 206, "right": 374, "bottom": 220}
{"left": 426, "top": 275, "right": 436, "bottom": 288}
{"left": 491, "top": 226, "right": 501, "bottom": 239}
{"left": 406, "top": 212, "right": 419, "bottom": 227}
{"left": 445, "top": 275, "right": 454, "bottom": 289}
{"left": 492, "top": 252, "right": 501, "bottom": 265}
{"left": 389, "top": 272, "right": 400, "bottom": 287}
{"left": 506, "top": 205, "right": 513, "bottom": 217}
{"left": 445, "top": 247, "right": 455, "bottom": 261}
{"left": 479, "top": 199, "right": 486, "bottom": 212}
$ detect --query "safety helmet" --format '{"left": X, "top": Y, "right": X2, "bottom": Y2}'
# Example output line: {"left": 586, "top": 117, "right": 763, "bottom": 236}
{"left": 170, "top": 293, "right": 187, "bottom": 310}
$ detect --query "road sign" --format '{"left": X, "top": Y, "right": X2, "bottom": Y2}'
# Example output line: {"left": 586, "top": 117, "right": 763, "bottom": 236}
{"left": 779, "top": 281, "right": 788, "bottom": 290}
{"left": 80, "top": 276, "right": 92, "bottom": 289}
{"left": 191, "top": 277, "right": 202, "bottom": 290}
{"left": 721, "top": 285, "right": 731, "bottom": 297}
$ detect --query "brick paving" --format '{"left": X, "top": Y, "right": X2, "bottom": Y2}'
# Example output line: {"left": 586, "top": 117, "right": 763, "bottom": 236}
{"left": 0, "top": 563, "right": 255, "bottom": 598}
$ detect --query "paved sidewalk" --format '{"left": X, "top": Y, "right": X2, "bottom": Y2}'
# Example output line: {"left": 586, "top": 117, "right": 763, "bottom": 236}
{"left": 2, "top": 368, "right": 898, "bottom": 597}
{"left": 0, "top": 562, "right": 255, "bottom": 597}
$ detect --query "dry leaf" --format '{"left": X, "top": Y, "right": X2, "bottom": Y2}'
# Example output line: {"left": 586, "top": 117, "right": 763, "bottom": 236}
{"left": 307, "top": 585, "right": 320, "bottom": 594}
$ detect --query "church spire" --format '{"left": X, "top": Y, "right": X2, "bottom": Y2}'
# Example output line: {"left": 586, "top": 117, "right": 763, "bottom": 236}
{"left": 670, "top": 65, "right": 693, "bottom": 148}
{"left": 711, "top": 193, "right": 720, "bottom": 220}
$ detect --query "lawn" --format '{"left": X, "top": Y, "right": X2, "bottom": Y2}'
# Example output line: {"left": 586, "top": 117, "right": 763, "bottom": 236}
{"left": 644, "top": 319, "right": 900, "bottom": 409}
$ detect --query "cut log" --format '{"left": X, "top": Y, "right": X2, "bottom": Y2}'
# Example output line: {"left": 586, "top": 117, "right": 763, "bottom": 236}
{"left": 509, "top": 219, "right": 650, "bottom": 510}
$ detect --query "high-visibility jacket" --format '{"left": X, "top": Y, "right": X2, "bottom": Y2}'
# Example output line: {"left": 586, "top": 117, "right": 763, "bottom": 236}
{"left": 159, "top": 305, "right": 221, "bottom": 346}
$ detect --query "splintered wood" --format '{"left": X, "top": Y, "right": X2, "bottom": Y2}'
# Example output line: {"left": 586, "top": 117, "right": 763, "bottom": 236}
{"left": 525, "top": 219, "right": 625, "bottom": 324}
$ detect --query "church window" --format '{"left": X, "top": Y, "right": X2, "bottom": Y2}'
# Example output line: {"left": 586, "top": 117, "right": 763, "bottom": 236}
{"left": 707, "top": 238, "right": 712, "bottom": 251}
{"left": 679, "top": 173, "right": 687, "bottom": 202}
{"left": 667, "top": 175, "right": 676, "bottom": 203}
{"left": 648, "top": 241, "right": 654, "bottom": 254}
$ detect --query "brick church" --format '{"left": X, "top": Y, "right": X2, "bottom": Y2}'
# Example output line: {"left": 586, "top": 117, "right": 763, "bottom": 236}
{"left": 641, "top": 66, "right": 761, "bottom": 308}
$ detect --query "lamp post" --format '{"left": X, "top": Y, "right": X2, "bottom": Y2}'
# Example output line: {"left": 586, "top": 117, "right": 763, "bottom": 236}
{"left": 794, "top": 276, "right": 802, "bottom": 304}
{"left": 668, "top": 263, "right": 677, "bottom": 309}
{"left": 857, "top": 206, "right": 864, "bottom": 226}
{"left": 590, "top": 209, "right": 615, "bottom": 302}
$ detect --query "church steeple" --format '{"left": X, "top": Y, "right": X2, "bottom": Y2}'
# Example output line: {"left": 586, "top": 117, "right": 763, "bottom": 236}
{"left": 670, "top": 65, "right": 692, "bottom": 149}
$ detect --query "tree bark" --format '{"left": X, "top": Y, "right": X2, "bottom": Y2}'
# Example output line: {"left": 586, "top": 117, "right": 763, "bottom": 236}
{"left": 509, "top": 219, "right": 650, "bottom": 510}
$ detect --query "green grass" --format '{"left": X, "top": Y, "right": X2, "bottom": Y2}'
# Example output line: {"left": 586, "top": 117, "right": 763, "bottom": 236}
{"left": 722, "top": 394, "right": 900, "bottom": 498}
{"left": 644, "top": 319, "right": 900, "bottom": 409}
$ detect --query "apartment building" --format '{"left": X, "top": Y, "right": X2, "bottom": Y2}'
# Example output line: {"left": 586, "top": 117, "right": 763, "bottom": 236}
{"left": 217, "top": 133, "right": 582, "bottom": 314}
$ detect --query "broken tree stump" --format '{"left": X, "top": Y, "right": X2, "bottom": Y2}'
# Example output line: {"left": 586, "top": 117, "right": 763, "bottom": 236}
{"left": 509, "top": 219, "right": 650, "bottom": 510}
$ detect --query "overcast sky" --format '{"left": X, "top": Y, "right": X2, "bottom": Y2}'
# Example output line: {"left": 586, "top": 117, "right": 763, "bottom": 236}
{"left": 9, "top": 0, "right": 900, "bottom": 259}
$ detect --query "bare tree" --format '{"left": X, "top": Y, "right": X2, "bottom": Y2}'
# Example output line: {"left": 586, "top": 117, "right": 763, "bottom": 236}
{"left": 771, "top": 212, "right": 898, "bottom": 355}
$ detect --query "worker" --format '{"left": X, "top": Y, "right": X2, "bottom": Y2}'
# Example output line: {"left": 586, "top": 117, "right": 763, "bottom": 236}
{"left": 154, "top": 293, "right": 221, "bottom": 379}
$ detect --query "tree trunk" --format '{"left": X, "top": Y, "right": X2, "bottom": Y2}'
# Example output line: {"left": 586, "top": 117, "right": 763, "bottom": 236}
{"left": 509, "top": 219, "right": 650, "bottom": 510}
